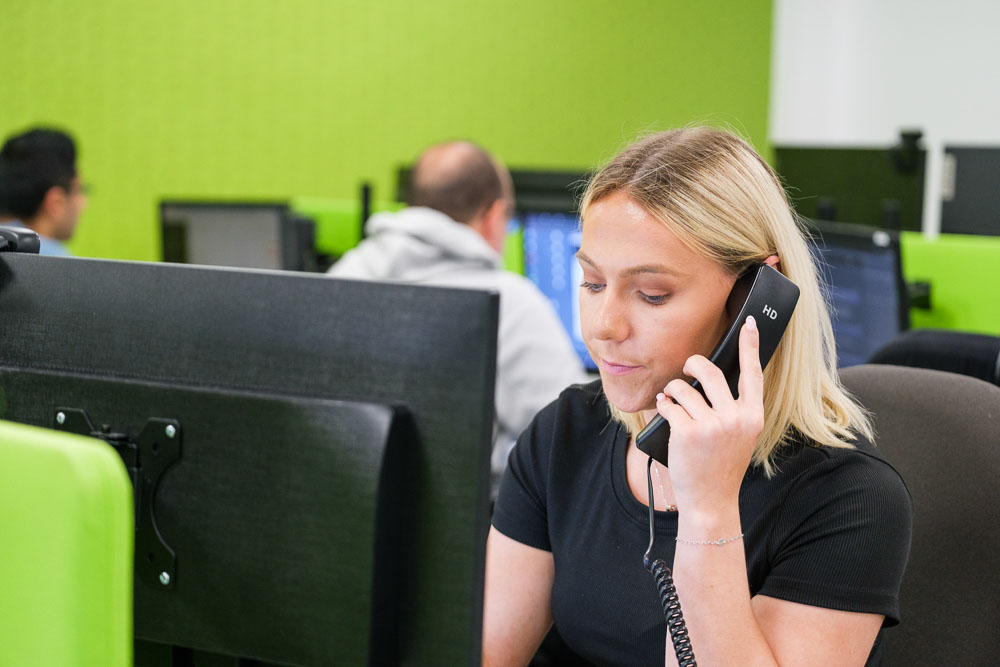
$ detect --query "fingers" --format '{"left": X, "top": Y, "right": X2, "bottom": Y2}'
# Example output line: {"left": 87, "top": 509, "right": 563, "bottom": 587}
{"left": 682, "top": 354, "right": 734, "bottom": 410}
{"left": 655, "top": 389, "right": 690, "bottom": 429}
{"left": 658, "top": 317, "right": 765, "bottom": 433}
{"left": 736, "top": 315, "right": 764, "bottom": 406}
{"left": 660, "top": 377, "right": 713, "bottom": 422}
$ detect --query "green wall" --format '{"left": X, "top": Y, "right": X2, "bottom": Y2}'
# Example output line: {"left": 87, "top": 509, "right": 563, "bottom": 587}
{"left": 0, "top": 1, "right": 773, "bottom": 260}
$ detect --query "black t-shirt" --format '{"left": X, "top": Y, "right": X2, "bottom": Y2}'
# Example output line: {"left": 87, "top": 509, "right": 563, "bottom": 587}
{"left": 493, "top": 380, "right": 912, "bottom": 666}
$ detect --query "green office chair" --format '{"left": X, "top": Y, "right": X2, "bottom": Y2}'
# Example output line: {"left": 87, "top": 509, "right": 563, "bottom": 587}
{"left": 0, "top": 418, "right": 133, "bottom": 666}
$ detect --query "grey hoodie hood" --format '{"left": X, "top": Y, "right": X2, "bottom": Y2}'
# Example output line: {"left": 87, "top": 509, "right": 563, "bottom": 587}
{"left": 341, "top": 207, "right": 501, "bottom": 282}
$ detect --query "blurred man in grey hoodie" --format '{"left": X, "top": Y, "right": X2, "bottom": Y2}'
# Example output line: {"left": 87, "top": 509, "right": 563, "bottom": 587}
{"left": 329, "top": 141, "right": 587, "bottom": 497}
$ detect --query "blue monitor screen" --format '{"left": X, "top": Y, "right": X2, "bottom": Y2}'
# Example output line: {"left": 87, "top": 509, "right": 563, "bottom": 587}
{"left": 521, "top": 211, "right": 597, "bottom": 370}
{"left": 810, "top": 225, "right": 907, "bottom": 367}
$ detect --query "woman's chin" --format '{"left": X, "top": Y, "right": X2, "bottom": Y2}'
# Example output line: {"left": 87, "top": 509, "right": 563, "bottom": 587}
{"left": 600, "top": 380, "right": 655, "bottom": 414}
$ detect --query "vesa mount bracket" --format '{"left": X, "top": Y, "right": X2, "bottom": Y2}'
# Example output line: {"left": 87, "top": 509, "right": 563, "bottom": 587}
{"left": 54, "top": 408, "right": 181, "bottom": 590}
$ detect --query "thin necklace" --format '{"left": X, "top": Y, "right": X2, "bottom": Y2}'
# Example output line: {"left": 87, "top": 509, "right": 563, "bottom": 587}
{"left": 652, "top": 462, "right": 678, "bottom": 512}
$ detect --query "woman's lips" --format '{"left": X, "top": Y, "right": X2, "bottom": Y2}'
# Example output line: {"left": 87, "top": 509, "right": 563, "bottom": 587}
{"left": 599, "top": 359, "right": 642, "bottom": 376}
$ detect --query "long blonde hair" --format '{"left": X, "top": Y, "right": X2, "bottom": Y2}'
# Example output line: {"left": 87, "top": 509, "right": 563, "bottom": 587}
{"left": 580, "top": 127, "right": 872, "bottom": 474}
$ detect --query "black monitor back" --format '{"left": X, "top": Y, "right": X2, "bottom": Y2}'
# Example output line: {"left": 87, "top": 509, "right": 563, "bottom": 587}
{"left": 941, "top": 146, "right": 1000, "bottom": 236}
{"left": 0, "top": 255, "right": 498, "bottom": 666}
{"left": 775, "top": 145, "right": 925, "bottom": 232}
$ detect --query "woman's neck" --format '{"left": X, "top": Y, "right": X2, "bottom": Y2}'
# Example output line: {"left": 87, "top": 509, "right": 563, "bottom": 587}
{"left": 626, "top": 433, "right": 678, "bottom": 511}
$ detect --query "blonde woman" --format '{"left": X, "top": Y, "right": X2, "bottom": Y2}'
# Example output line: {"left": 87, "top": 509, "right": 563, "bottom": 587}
{"left": 483, "top": 128, "right": 911, "bottom": 666}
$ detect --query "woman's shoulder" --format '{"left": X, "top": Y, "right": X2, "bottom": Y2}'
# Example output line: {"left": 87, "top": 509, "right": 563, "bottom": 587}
{"left": 558, "top": 376, "right": 607, "bottom": 410}
{"left": 772, "top": 429, "right": 895, "bottom": 470}
{"left": 765, "top": 432, "right": 911, "bottom": 509}
{"left": 748, "top": 433, "right": 913, "bottom": 629}
{"left": 511, "top": 378, "right": 612, "bottom": 464}
{"left": 532, "top": 377, "right": 610, "bottom": 436}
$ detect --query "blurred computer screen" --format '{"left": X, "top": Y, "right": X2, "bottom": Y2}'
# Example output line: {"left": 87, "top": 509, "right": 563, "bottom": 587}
{"left": 521, "top": 210, "right": 595, "bottom": 371}
{"left": 807, "top": 220, "right": 910, "bottom": 367}
{"left": 160, "top": 200, "right": 316, "bottom": 271}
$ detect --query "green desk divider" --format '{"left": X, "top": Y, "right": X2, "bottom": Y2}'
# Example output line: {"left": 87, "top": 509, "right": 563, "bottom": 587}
{"left": 901, "top": 232, "right": 1000, "bottom": 334}
{"left": 0, "top": 419, "right": 133, "bottom": 667}
{"left": 503, "top": 223, "right": 525, "bottom": 275}
{"left": 291, "top": 196, "right": 404, "bottom": 258}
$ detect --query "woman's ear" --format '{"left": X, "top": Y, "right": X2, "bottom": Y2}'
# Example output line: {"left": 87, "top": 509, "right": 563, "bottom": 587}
{"left": 764, "top": 254, "right": 781, "bottom": 272}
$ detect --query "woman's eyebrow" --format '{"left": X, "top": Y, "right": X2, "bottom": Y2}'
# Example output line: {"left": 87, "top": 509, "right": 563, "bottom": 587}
{"left": 576, "top": 251, "right": 682, "bottom": 277}
{"left": 575, "top": 251, "right": 597, "bottom": 269}
{"left": 622, "top": 264, "right": 681, "bottom": 277}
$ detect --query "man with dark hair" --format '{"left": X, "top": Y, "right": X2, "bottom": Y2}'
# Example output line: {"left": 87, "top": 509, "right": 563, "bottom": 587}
{"left": 0, "top": 128, "right": 87, "bottom": 255}
{"left": 330, "top": 141, "right": 586, "bottom": 496}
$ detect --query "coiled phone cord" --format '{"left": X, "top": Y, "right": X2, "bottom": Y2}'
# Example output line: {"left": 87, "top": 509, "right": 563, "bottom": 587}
{"left": 643, "top": 457, "right": 697, "bottom": 666}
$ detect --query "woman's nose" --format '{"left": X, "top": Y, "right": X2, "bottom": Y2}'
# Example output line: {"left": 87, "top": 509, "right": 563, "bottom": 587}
{"left": 590, "top": 293, "right": 629, "bottom": 343}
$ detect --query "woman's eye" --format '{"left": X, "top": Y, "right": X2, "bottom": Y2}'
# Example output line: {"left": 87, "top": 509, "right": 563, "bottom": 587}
{"left": 640, "top": 292, "right": 669, "bottom": 305}
{"left": 580, "top": 281, "right": 604, "bottom": 293}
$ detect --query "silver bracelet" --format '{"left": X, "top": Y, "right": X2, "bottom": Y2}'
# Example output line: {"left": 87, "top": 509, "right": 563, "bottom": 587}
{"left": 675, "top": 533, "right": 744, "bottom": 547}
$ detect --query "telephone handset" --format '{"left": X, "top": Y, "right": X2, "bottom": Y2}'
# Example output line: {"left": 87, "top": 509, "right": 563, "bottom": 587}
{"left": 635, "top": 264, "right": 800, "bottom": 466}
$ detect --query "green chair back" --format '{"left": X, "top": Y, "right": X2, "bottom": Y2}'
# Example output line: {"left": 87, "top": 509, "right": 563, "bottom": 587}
{"left": 0, "top": 419, "right": 133, "bottom": 667}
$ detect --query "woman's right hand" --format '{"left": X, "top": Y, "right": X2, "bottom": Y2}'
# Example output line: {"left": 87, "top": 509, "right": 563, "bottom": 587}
{"left": 655, "top": 316, "right": 765, "bottom": 517}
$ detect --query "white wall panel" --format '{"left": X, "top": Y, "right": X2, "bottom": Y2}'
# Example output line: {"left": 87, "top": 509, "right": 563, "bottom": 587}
{"left": 771, "top": 0, "right": 1000, "bottom": 234}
